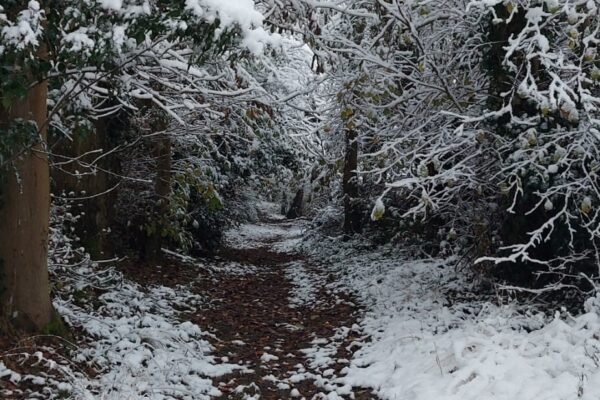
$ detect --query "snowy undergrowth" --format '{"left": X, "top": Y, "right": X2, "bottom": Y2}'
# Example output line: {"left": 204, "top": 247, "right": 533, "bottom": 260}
{"left": 53, "top": 265, "right": 243, "bottom": 400}
{"left": 301, "top": 234, "right": 600, "bottom": 400}
{"left": 0, "top": 349, "right": 92, "bottom": 399}
{"left": 0, "top": 201, "right": 244, "bottom": 400}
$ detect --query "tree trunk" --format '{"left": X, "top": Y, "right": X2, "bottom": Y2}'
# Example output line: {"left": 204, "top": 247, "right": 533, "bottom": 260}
{"left": 51, "top": 114, "right": 124, "bottom": 259}
{"left": 343, "top": 128, "right": 361, "bottom": 234}
{"left": 487, "top": 5, "right": 527, "bottom": 115}
{"left": 145, "top": 131, "right": 171, "bottom": 261}
{"left": 286, "top": 188, "right": 304, "bottom": 219}
{"left": 0, "top": 46, "right": 53, "bottom": 330}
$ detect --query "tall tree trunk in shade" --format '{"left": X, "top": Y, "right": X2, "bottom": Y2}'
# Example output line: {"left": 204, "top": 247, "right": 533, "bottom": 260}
{"left": 343, "top": 128, "right": 361, "bottom": 235}
{"left": 51, "top": 113, "right": 124, "bottom": 259}
{"left": 0, "top": 45, "right": 53, "bottom": 331}
{"left": 145, "top": 129, "right": 171, "bottom": 261}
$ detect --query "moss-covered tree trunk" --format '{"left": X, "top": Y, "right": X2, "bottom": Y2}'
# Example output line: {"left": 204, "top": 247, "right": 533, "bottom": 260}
{"left": 0, "top": 45, "right": 53, "bottom": 331}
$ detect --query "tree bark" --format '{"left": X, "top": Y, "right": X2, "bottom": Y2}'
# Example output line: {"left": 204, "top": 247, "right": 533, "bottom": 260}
{"left": 286, "top": 188, "right": 304, "bottom": 219}
{"left": 343, "top": 128, "right": 361, "bottom": 234}
{"left": 0, "top": 46, "right": 53, "bottom": 330}
{"left": 51, "top": 114, "right": 124, "bottom": 258}
{"left": 145, "top": 130, "right": 171, "bottom": 261}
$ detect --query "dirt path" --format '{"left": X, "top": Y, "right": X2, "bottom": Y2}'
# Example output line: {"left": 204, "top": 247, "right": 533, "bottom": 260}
{"left": 118, "top": 209, "right": 377, "bottom": 399}
{"left": 187, "top": 215, "right": 376, "bottom": 399}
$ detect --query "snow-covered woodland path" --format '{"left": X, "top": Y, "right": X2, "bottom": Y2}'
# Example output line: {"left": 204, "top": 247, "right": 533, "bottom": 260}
{"left": 0, "top": 204, "right": 376, "bottom": 400}
{"left": 7, "top": 203, "right": 600, "bottom": 400}
{"left": 189, "top": 205, "right": 376, "bottom": 399}
{"left": 77, "top": 202, "right": 376, "bottom": 400}
{"left": 6, "top": 0, "right": 600, "bottom": 399}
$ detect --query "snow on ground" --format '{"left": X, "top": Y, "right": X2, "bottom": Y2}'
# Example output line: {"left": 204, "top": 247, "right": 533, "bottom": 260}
{"left": 223, "top": 201, "right": 305, "bottom": 251}
{"left": 284, "top": 261, "right": 324, "bottom": 308}
{"left": 255, "top": 201, "right": 286, "bottom": 221}
{"left": 0, "top": 205, "right": 246, "bottom": 400}
{"left": 301, "top": 235, "right": 600, "bottom": 400}
{"left": 272, "top": 233, "right": 304, "bottom": 254}
{"left": 1, "top": 261, "right": 243, "bottom": 400}
{"left": 163, "top": 249, "right": 258, "bottom": 276}
{"left": 224, "top": 221, "right": 304, "bottom": 251}
{"left": 13, "top": 202, "right": 600, "bottom": 399}
{"left": 0, "top": 353, "right": 87, "bottom": 399}
{"left": 281, "top": 320, "right": 364, "bottom": 398}
{"left": 52, "top": 264, "right": 244, "bottom": 400}
{"left": 301, "top": 327, "right": 352, "bottom": 372}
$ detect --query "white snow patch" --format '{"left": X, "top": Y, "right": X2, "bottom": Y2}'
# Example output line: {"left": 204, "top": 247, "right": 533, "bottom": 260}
{"left": 260, "top": 353, "right": 279, "bottom": 363}
{"left": 303, "top": 235, "right": 600, "bottom": 400}
{"left": 184, "top": 0, "right": 278, "bottom": 54}
{"left": 285, "top": 262, "right": 323, "bottom": 308}
{"left": 52, "top": 264, "right": 245, "bottom": 399}
{"left": 224, "top": 221, "right": 304, "bottom": 250}
{"left": 99, "top": 0, "right": 122, "bottom": 10}
{"left": 163, "top": 249, "right": 257, "bottom": 276}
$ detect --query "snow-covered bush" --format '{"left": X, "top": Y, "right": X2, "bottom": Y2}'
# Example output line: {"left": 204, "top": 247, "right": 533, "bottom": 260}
{"left": 291, "top": 0, "right": 600, "bottom": 299}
